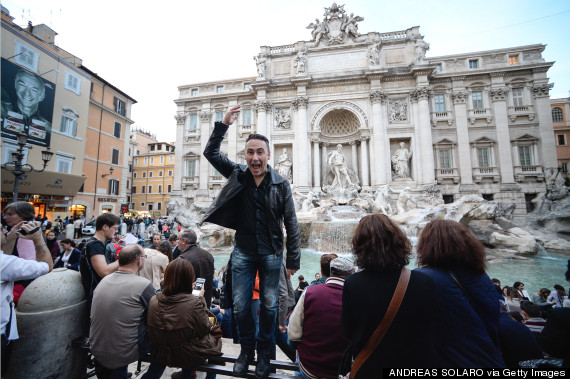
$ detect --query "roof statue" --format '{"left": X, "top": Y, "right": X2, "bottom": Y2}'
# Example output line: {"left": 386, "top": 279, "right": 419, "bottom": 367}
{"left": 306, "top": 3, "right": 364, "bottom": 46}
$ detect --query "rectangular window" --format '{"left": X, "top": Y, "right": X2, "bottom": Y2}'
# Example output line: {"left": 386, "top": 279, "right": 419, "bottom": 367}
{"left": 509, "top": 55, "right": 519, "bottom": 65}
{"left": 141, "top": 186, "right": 146, "bottom": 193}
{"left": 469, "top": 59, "right": 478, "bottom": 69}
{"left": 472, "top": 91, "right": 483, "bottom": 109}
{"left": 135, "top": 158, "right": 139, "bottom": 165}
{"left": 189, "top": 114, "right": 198, "bottom": 130}
{"left": 108, "top": 179, "right": 120, "bottom": 195}
{"left": 126, "top": 180, "right": 130, "bottom": 189}
{"left": 150, "top": 145, "right": 155, "bottom": 151}
{"left": 519, "top": 146, "right": 532, "bottom": 166}
{"left": 158, "top": 171, "right": 163, "bottom": 177}
{"left": 157, "top": 202, "right": 162, "bottom": 210}
{"left": 216, "top": 111, "right": 224, "bottom": 122}
{"left": 60, "top": 115, "right": 77, "bottom": 136}
{"left": 56, "top": 155, "right": 73, "bottom": 174}
{"left": 148, "top": 185, "right": 152, "bottom": 194}
{"left": 144, "top": 157, "right": 148, "bottom": 165}
{"left": 561, "top": 163, "right": 568, "bottom": 173}
{"left": 157, "top": 144, "right": 162, "bottom": 150}
{"left": 111, "top": 148, "right": 120, "bottom": 165}
{"left": 167, "top": 184, "right": 172, "bottom": 192}
{"left": 142, "top": 172, "right": 146, "bottom": 178}
{"left": 114, "top": 97, "right": 126, "bottom": 116}
{"left": 128, "top": 164, "right": 132, "bottom": 173}
{"left": 434, "top": 64, "right": 442, "bottom": 72}
{"left": 149, "top": 171, "right": 153, "bottom": 178}
{"left": 244, "top": 83, "right": 252, "bottom": 90}
{"left": 434, "top": 95, "right": 446, "bottom": 112}
{"left": 439, "top": 149, "right": 451, "bottom": 169}
{"left": 168, "top": 170, "right": 173, "bottom": 176}
{"left": 133, "top": 172, "right": 137, "bottom": 178}
{"left": 65, "top": 71, "right": 81, "bottom": 95}
{"left": 158, "top": 185, "right": 162, "bottom": 193}
{"left": 512, "top": 87, "right": 524, "bottom": 107}
{"left": 141, "top": 202, "right": 145, "bottom": 207}
{"left": 443, "top": 195, "right": 454, "bottom": 204}
{"left": 186, "top": 160, "right": 196, "bottom": 177}
{"left": 114, "top": 121, "right": 122, "bottom": 138}
{"left": 148, "top": 204, "right": 153, "bottom": 211}
{"left": 558, "top": 134, "right": 567, "bottom": 146}
{"left": 150, "top": 157, "right": 154, "bottom": 164}
{"left": 160, "top": 156, "right": 164, "bottom": 164}
{"left": 170, "top": 155, "right": 174, "bottom": 163}
{"left": 216, "top": 86, "right": 223, "bottom": 93}
{"left": 191, "top": 89, "right": 198, "bottom": 96}
{"left": 15, "top": 41, "right": 39, "bottom": 72}
{"left": 477, "top": 148, "right": 490, "bottom": 168}
{"left": 243, "top": 109, "right": 252, "bottom": 125}
{"left": 132, "top": 186, "right": 137, "bottom": 194}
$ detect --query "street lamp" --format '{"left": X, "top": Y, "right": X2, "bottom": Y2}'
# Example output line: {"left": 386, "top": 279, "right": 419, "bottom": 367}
{"left": 1, "top": 132, "right": 54, "bottom": 202}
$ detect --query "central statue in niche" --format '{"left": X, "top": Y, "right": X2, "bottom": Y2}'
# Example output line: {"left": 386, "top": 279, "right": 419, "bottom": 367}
{"left": 322, "top": 144, "right": 360, "bottom": 205}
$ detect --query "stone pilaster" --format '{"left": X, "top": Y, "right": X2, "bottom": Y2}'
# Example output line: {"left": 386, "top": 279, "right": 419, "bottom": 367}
{"left": 411, "top": 87, "right": 435, "bottom": 184}
{"left": 255, "top": 100, "right": 272, "bottom": 137}
{"left": 321, "top": 142, "right": 328, "bottom": 182}
{"left": 198, "top": 109, "right": 212, "bottom": 192}
{"left": 293, "top": 96, "right": 310, "bottom": 188}
{"left": 312, "top": 139, "right": 321, "bottom": 188}
{"left": 452, "top": 90, "right": 475, "bottom": 187}
{"left": 350, "top": 141, "right": 358, "bottom": 174}
{"left": 532, "top": 83, "right": 558, "bottom": 168}
{"left": 360, "top": 136, "right": 370, "bottom": 187}
{"left": 490, "top": 86, "right": 516, "bottom": 183}
{"left": 370, "top": 90, "right": 388, "bottom": 185}
{"left": 172, "top": 114, "right": 186, "bottom": 196}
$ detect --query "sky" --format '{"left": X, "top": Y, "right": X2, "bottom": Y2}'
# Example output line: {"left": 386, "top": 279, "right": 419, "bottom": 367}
{"left": 3, "top": 0, "right": 570, "bottom": 142}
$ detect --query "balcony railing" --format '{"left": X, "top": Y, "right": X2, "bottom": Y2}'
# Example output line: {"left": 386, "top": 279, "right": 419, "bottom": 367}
{"left": 507, "top": 105, "right": 535, "bottom": 122}
{"left": 238, "top": 123, "right": 255, "bottom": 138}
{"left": 514, "top": 165, "right": 544, "bottom": 182}
{"left": 181, "top": 176, "right": 199, "bottom": 189}
{"left": 468, "top": 108, "right": 492, "bottom": 124}
{"left": 435, "top": 168, "right": 460, "bottom": 183}
{"left": 430, "top": 111, "right": 454, "bottom": 127}
{"left": 472, "top": 167, "right": 500, "bottom": 183}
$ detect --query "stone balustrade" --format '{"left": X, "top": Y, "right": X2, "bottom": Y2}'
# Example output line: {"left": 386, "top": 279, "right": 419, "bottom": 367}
{"left": 468, "top": 108, "right": 493, "bottom": 124}
{"left": 507, "top": 104, "right": 535, "bottom": 122}
{"left": 472, "top": 167, "right": 500, "bottom": 183}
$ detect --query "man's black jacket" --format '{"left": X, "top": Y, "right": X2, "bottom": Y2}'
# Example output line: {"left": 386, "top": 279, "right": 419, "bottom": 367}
{"left": 201, "top": 122, "right": 300, "bottom": 270}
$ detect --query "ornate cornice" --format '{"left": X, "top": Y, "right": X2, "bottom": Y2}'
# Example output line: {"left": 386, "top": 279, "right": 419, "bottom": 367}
{"left": 532, "top": 84, "right": 551, "bottom": 98}
{"left": 451, "top": 91, "right": 467, "bottom": 104}
{"left": 369, "top": 90, "right": 387, "bottom": 104}
{"left": 174, "top": 114, "right": 186, "bottom": 125}
{"left": 490, "top": 87, "right": 509, "bottom": 102}
{"left": 199, "top": 110, "right": 212, "bottom": 122}
{"left": 292, "top": 97, "right": 309, "bottom": 109}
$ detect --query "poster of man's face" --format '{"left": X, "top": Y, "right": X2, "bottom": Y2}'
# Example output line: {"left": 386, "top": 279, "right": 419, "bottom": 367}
{"left": 1, "top": 58, "right": 55, "bottom": 147}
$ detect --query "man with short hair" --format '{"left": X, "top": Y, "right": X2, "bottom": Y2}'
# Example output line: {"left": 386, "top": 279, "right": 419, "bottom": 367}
{"left": 203, "top": 106, "right": 300, "bottom": 378}
{"left": 151, "top": 233, "right": 161, "bottom": 250}
{"left": 79, "top": 213, "right": 121, "bottom": 311}
{"left": 310, "top": 254, "right": 338, "bottom": 286}
{"left": 177, "top": 229, "right": 215, "bottom": 308}
{"left": 74, "top": 217, "right": 83, "bottom": 239}
{"left": 289, "top": 257, "right": 355, "bottom": 378}
{"left": 520, "top": 301, "right": 546, "bottom": 335}
{"left": 90, "top": 244, "right": 163, "bottom": 378}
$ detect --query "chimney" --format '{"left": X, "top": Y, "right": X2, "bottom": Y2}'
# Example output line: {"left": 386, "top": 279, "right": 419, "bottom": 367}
{"left": 31, "top": 24, "right": 58, "bottom": 45}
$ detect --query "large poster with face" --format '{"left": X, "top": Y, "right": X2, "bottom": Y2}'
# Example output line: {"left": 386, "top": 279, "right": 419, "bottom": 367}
{"left": 1, "top": 58, "right": 55, "bottom": 147}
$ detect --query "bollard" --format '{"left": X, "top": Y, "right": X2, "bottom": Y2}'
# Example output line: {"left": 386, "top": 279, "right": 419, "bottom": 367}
{"left": 121, "top": 222, "right": 127, "bottom": 236}
{"left": 5, "top": 268, "right": 87, "bottom": 379}
{"left": 65, "top": 223, "right": 74, "bottom": 239}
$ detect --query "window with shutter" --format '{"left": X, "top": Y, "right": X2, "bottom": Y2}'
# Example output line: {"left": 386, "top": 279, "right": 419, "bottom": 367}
{"left": 112, "top": 149, "right": 120, "bottom": 165}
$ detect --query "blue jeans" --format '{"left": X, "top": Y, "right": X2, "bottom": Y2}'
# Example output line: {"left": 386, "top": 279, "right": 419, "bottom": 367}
{"left": 231, "top": 246, "right": 282, "bottom": 351}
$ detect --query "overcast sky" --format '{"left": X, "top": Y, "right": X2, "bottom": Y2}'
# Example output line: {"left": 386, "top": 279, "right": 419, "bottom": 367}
{"left": 4, "top": 0, "right": 570, "bottom": 142}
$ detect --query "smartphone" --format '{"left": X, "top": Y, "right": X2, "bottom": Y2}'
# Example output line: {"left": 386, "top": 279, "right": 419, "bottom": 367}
{"left": 192, "top": 278, "right": 206, "bottom": 296}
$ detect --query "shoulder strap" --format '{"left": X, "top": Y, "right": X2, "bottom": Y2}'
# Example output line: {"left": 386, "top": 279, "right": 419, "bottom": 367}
{"left": 350, "top": 267, "right": 410, "bottom": 378}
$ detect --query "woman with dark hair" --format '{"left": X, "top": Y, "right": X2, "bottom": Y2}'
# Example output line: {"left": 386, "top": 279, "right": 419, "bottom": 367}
{"left": 532, "top": 288, "right": 552, "bottom": 305}
{"left": 506, "top": 287, "right": 523, "bottom": 314}
{"left": 341, "top": 214, "right": 436, "bottom": 375}
{"left": 2, "top": 201, "right": 37, "bottom": 260}
{"left": 415, "top": 219, "right": 505, "bottom": 367}
{"left": 54, "top": 239, "right": 81, "bottom": 271}
{"left": 45, "top": 231, "right": 59, "bottom": 261}
{"left": 146, "top": 259, "right": 222, "bottom": 379}
{"left": 513, "top": 281, "right": 530, "bottom": 300}
{"left": 157, "top": 240, "right": 173, "bottom": 262}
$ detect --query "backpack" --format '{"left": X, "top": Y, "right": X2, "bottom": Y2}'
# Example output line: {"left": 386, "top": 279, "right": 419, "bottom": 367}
{"left": 79, "top": 238, "right": 106, "bottom": 300}
{"left": 46, "top": 221, "right": 52, "bottom": 229}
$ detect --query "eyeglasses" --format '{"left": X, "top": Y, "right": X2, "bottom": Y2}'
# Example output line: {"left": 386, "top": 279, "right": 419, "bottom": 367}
{"left": 140, "top": 255, "right": 148, "bottom": 259}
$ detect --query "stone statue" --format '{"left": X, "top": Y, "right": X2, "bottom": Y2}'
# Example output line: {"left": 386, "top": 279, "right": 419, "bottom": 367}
{"left": 294, "top": 50, "right": 307, "bottom": 74}
{"left": 391, "top": 142, "right": 412, "bottom": 179}
{"left": 391, "top": 187, "right": 417, "bottom": 214}
{"left": 295, "top": 190, "right": 318, "bottom": 213}
{"left": 414, "top": 38, "right": 430, "bottom": 63}
{"left": 166, "top": 199, "right": 199, "bottom": 231}
{"left": 341, "top": 12, "right": 364, "bottom": 39}
{"left": 328, "top": 144, "right": 354, "bottom": 188}
{"left": 306, "top": 18, "right": 328, "bottom": 45}
{"left": 373, "top": 185, "right": 394, "bottom": 215}
{"left": 276, "top": 148, "right": 293, "bottom": 181}
{"left": 254, "top": 55, "right": 267, "bottom": 78}
{"left": 367, "top": 43, "right": 381, "bottom": 66}
{"left": 275, "top": 108, "right": 291, "bottom": 129}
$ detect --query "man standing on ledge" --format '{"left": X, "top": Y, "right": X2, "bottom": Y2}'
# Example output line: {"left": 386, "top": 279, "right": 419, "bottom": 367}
{"left": 202, "top": 105, "right": 300, "bottom": 378}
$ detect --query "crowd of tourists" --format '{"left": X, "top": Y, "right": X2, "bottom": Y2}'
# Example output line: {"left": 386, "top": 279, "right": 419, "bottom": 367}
{"left": 1, "top": 105, "right": 569, "bottom": 379}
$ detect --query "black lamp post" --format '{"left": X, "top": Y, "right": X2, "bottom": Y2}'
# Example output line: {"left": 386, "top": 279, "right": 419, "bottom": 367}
{"left": 1, "top": 132, "right": 54, "bottom": 202}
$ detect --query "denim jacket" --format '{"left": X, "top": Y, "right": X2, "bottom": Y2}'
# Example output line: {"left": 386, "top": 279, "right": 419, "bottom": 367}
{"left": 201, "top": 122, "right": 300, "bottom": 270}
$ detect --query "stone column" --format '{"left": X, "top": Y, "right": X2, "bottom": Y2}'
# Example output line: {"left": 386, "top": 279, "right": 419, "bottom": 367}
{"left": 490, "top": 86, "right": 515, "bottom": 183}
{"left": 360, "top": 136, "right": 370, "bottom": 187}
{"left": 255, "top": 101, "right": 270, "bottom": 137}
{"left": 321, "top": 143, "right": 328, "bottom": 183}
{"left": 293, "top": 97, "right": 310, "bottom": 189}
{"left": 370, "top": 91, "right": 388, "bottom": 185}
{"left": 350, "top": 141, "right": 358, "bottom": 174}
{"left": 412, "top": 87, "right": 435, "bottom": 183}
{"left": 532, "top": 83, "right": 558, "bottom": 168}
{"left": 198, "top": 109, "right": 212, "bottom": 192}
{"left": 312, "top": 139, "right": 321, "bottom": 188}
{"left": 451, "top": 90, "right": 475, "bottom": 187}
{"left": 172, "top": 114, "right": 186, "bottom": 196}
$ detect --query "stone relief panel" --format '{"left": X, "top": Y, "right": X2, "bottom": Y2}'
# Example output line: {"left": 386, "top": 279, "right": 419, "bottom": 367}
{"left": 274, "top": 108, "right": 292, "bottom": 129}
{"left": 388, "top": 99, "right": 408, "bottom": 123}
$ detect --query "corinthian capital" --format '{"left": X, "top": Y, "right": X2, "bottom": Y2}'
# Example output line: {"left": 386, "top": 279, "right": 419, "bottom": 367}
{"left": 451, "top": 91, "right": 467, "bottom": 104}
{"left": 199, "top": 110, "right": 212, "bottom": 122}
{"left": 369, "top": 90, "right": 387, "bottom": 104}
{"left": 255, "top": 100, "right": 272, "bottom": 113}
{"left": 489, "top": 88, "right": 509, "bottom": 102}
{"left": 532, "top": 84, "right": 551, "bottom": 98}
{"left": 174, "top": 114, "right": 186, "bottom": 125}
{"left": 410, "top": 86, "right": 431, "bottom": 101}
{"left": 292, "top": 96, "right": 309, "bottom": 109}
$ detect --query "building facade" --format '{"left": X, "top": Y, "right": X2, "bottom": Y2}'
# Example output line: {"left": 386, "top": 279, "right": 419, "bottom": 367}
{"left": 131, "top": 142, "right": 175, "bottom": 217}
{"left": 172, "top": 5, "right": 557, "bottom": 222}
{"left": 551, "top": 97, "right": 570, "bottom": 174}
{"left": 1, "top": 8, "right": 88, "bottom": 219}
{"left": 72, "top": 68, "right": 137, "bottom": 217}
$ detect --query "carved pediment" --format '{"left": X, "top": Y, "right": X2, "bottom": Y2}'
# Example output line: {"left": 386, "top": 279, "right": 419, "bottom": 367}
{"left": 435, "top": 138, "right": 456, "bottom": 146}
{"left": 511, "top": 134, "right": 539, "bottom": 143}
{"left": 471, "top": 136, "right": 496, "bottom": 145}
{"left": 184, "top": 151, "right": 200, "bottom": 159}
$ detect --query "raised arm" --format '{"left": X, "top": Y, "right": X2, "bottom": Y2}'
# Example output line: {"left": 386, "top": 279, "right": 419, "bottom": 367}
{"left": 17, "top": 221, "right": 53, "bottom": 271}
{"left": 203, "top": 106, "right": 241, "bottom": 179}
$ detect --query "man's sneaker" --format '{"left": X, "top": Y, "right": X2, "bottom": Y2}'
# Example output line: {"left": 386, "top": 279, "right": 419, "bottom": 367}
{"left": 255, "top": 349, "right": 271, "bottom": 379}
{"left": 233, "top": 349, "right": 255, "bottom": 377}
